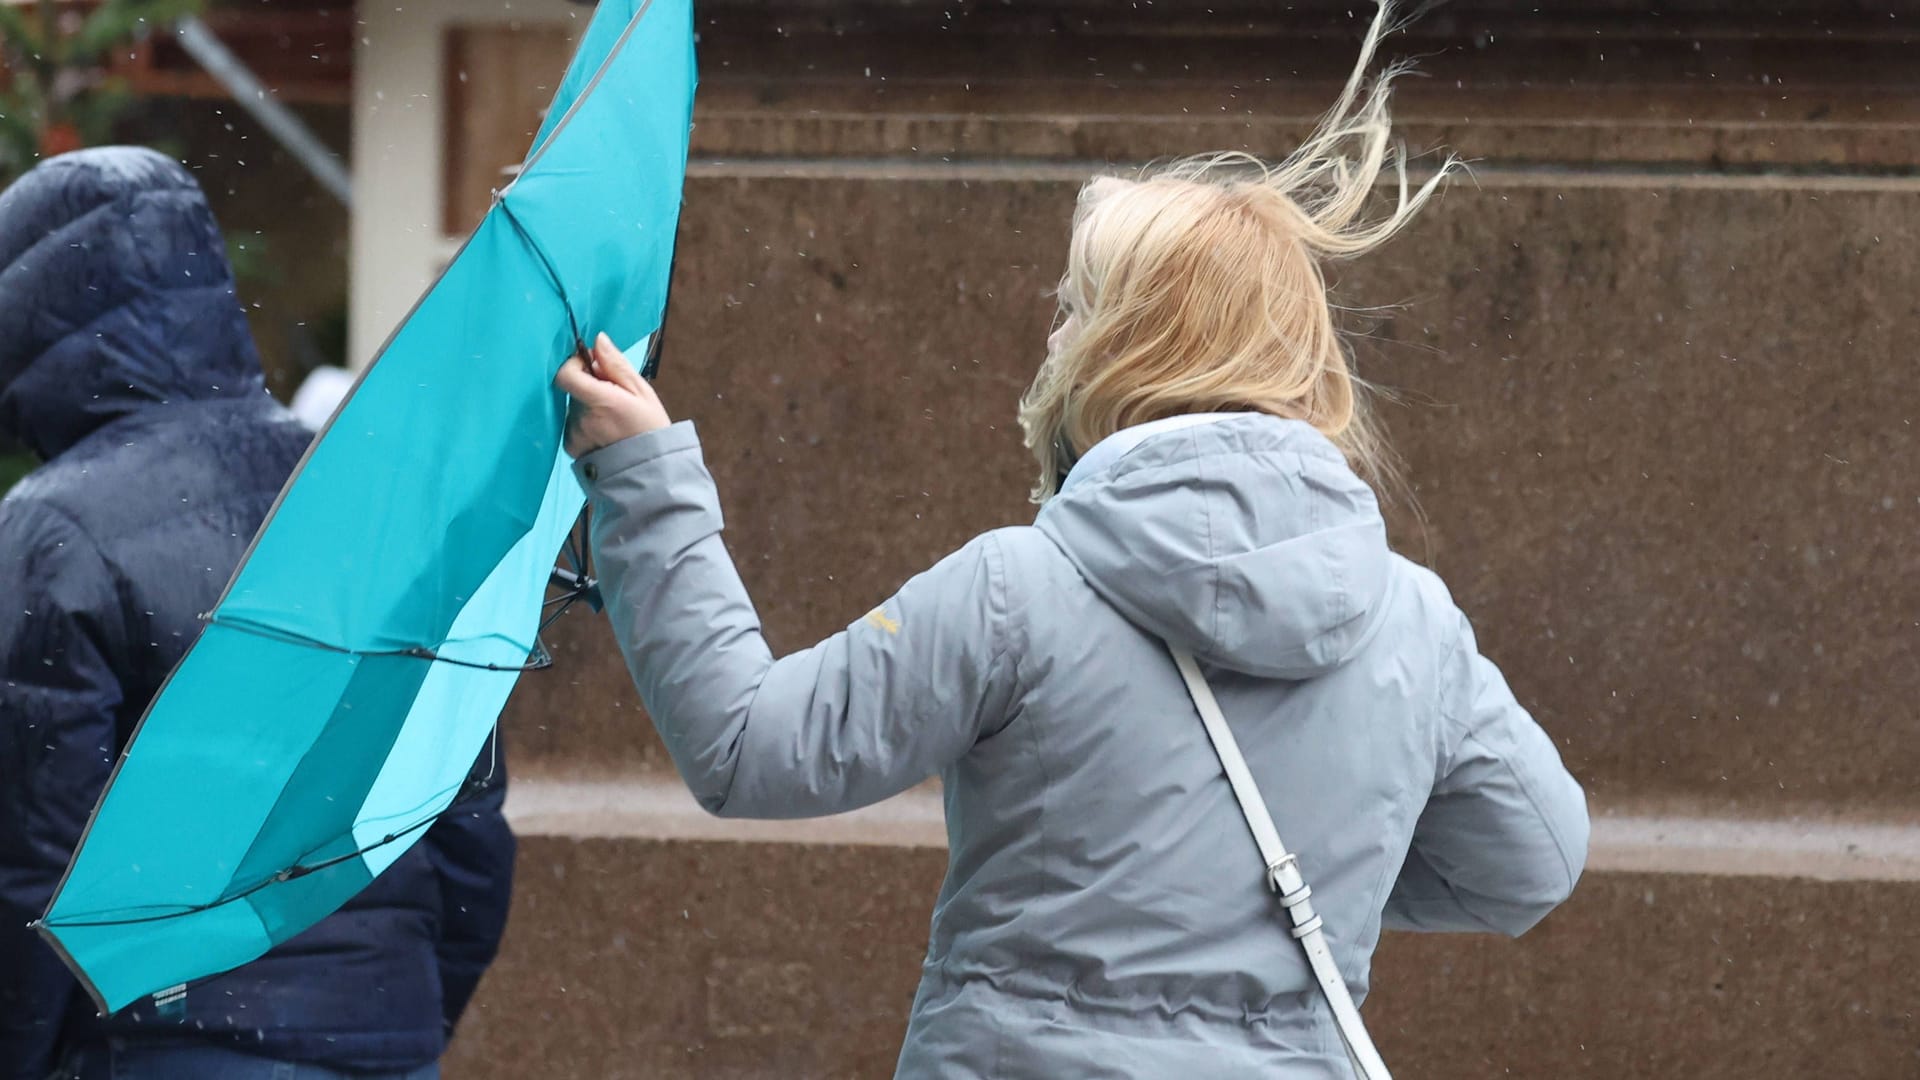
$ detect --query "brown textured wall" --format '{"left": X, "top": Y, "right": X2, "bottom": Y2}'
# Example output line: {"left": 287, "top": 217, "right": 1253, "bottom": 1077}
{"left": 511, "top": 173, "right": 1920, "bottom": 811}
{"left": 445, "top": 836, "right": 1920, "bottom": 1079}
{"left": 454, "top": 4, "right": 1920, "bottom": 1076}
{"left": 472, "top": 170, "right": 1920, "bottom": 1078}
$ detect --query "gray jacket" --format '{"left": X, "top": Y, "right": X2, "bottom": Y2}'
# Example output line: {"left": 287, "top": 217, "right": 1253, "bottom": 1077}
{"left": 578, "top": 413, "right": 1589, "bottom": 1078}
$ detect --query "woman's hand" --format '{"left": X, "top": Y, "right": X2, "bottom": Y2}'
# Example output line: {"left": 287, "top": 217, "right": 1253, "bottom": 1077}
{"left": 555, "top": 332, "right": 672, "bottom": 458}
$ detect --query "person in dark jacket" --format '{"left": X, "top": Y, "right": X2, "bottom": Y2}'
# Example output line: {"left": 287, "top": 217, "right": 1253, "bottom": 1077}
{"left": 0, "top": 148, "right": 517, "bottom": 1080}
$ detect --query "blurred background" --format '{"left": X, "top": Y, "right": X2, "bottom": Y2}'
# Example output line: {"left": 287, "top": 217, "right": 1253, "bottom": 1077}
{"left": 5, "top": 1, "right": 1920, "bottom": 1076}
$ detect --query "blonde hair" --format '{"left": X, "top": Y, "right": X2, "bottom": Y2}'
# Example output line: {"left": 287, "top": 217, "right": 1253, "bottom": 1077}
{"left": 1017, "top": 2, "right": 1459, "bottom": 503}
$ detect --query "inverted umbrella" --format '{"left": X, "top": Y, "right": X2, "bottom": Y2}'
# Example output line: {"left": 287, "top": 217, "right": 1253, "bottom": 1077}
{"left": 34, "top": 0, "right": 694, "bottom": 1012}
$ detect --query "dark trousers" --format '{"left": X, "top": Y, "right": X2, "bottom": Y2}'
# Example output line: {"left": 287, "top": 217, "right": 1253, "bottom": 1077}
{"left": 62, "top": 1042, "right": 440, "bottom": 1080}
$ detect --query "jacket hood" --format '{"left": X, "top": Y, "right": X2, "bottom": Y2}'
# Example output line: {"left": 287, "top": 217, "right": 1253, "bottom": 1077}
{"left": 1035, "top": 413, "right": 1392, "bottom": 680}
{"left": 0, "top": 146, "right": 264, "bottom": 460}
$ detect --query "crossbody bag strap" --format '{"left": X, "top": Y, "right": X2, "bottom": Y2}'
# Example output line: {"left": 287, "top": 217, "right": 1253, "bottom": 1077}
{"left": 1168, "top": 646, "right": 1392, "bottom": 1080}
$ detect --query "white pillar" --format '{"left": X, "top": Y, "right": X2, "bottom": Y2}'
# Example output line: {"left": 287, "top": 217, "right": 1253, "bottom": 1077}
{"left": 349, "top": 0, "right": 579, "bottom": 370}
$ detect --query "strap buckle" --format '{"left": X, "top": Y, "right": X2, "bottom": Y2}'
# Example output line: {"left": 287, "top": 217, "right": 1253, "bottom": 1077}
{"left": 1267, "top": 853, "right": 1320, "bottom": 938}
{"left": 1265, "top": 852, "right": 1300, "bottom": 894}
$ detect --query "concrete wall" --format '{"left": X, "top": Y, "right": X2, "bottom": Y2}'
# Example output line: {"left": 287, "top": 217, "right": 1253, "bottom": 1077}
{"left": 353, "top": 3, "right": 1920, "bottom": 1075}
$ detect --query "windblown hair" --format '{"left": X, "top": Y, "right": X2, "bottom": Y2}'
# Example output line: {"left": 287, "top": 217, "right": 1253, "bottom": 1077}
{"left": 1017, "top": 2, "right": 1459, "bottom": 503}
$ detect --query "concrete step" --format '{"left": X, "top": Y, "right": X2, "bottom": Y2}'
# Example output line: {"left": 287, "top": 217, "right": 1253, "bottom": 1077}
{"left": 501, "top": 776, "right": 1920, "bottom": 883}
{"left": 440, "top": 775, "right": 1920, "bottom": 1079}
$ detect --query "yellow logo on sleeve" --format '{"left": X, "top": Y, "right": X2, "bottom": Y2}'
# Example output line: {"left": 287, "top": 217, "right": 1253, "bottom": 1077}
{"left": 863, "top": 607, "right": 900, "bottom": 634}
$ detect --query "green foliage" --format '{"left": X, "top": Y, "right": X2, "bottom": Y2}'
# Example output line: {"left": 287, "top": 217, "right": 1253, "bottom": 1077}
{"left": 67, "top": 0, "right": 199, "bottom": 66}
{"left": 0, "top": 452, "right": 33, "bottom": 496}
{"left": 0, "top": 88, "right": 38, "bottom": 174}
{"left": 310, "top": 302, "right": 348, "bottom": 367}
{"left": 0, "top": 0, "right": 203, "bottom": 182}
{"left": 0, "top": 4, "right": 30, "bottom": 50}
{"left": 226, "top": 230, "right": 275, "bottom": 288}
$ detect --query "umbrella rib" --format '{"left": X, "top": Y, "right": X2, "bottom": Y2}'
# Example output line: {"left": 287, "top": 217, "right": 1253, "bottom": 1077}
{"left": 38, "top": 770, "right": 487, "bottom": 928}
{"left": 201, "top": 509, "right": 600, "bottom": 672}
{"left": 496, "top": 194, "right": 586, "bottom": 355}
{"left": 200, "top": 615, "right": 557, "bottom": 672}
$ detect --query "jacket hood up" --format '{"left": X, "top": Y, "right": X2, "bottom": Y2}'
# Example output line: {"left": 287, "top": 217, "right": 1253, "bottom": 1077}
{"left": 0, "top": 146, "right": 264, "bottom": 460}
{"left": 1036, "top": 413, "right": 1392, "bottom": 680}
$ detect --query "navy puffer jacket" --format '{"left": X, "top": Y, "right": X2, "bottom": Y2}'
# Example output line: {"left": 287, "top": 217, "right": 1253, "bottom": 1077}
{"left": 0, "top": 148, "right": 515, "bottom": 1077}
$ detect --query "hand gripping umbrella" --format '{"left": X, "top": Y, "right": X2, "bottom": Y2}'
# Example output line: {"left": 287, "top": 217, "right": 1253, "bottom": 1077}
{"left": 33, "top": 0, "right": 694, "bottom": 1012}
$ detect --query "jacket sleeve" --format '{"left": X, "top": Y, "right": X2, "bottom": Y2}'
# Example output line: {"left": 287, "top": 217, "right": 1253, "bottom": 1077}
{"left": 1382, "top": 613, "right": 1590, "bottom": 937}
{"left": 577, "top": 422, "right": 1018, "bottom": 819}
{"left": 0, "top": 500, "right": 125, "bottom": 1079}
{"left": 420, "top": 737, "right": 515, "bottom": 1037}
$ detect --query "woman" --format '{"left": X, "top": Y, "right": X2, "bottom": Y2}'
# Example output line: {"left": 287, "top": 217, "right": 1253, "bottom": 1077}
{"left": 556, "top": 7, "right": 1588, "bottom": 1075}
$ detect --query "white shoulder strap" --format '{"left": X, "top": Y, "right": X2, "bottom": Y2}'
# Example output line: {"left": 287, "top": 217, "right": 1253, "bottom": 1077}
{"left": 1169, "top": 646, "right": 1392, "bottom": 1080}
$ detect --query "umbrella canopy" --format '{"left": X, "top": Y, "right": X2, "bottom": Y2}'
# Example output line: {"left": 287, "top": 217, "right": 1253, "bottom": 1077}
{"left": 35, "top": 0, "right": 694, "bottom": 1013}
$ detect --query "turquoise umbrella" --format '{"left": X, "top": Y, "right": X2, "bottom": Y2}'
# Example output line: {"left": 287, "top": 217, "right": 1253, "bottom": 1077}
{"left": 34, "top": 0, "right": 694, "bottom": 1012}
